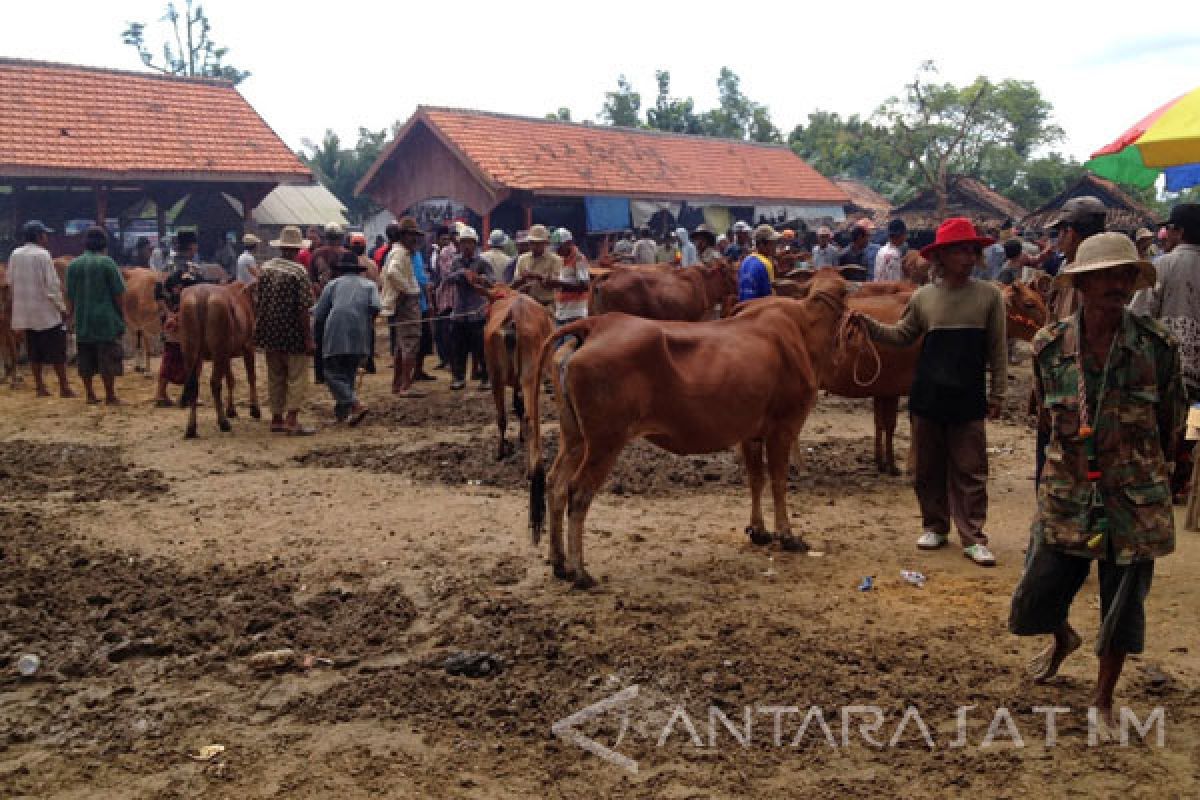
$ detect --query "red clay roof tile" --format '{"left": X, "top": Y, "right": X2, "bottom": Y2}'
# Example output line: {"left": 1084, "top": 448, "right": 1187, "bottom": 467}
{"left": 0, "top": 58, "right": 309, "bottom": 181}
{"left": 363, "top": 107, "right": 847, "bottom": 205}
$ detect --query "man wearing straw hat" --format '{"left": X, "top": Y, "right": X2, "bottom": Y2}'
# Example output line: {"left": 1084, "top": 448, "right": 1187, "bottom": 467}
{"left": 855, "top": 217, "right": 1008, "bottom": 567}
{"left": 511, "top": 224, "right": 562, "bottom": 310}
{"left": 256, "top": 225, "right": 318, "bottom": 435}
{"left": 381, "top": 217, "right": 427, "bottom": 396}
{"left": 1009, "top": 232, "right": 1184, "bottom": 731}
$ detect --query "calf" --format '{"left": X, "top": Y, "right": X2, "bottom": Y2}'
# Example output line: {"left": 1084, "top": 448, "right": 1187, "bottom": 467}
{"left": 528, "top": 269, "right": 854, "bottom": 588}
{"left": 119, "top": 268, "right": 164, "bottom": 373}
{"left": 481, "top": 287, "right": 554, "bottom": 460}
{"left": 178, "top": 283, "right": 260, "bottom": 438}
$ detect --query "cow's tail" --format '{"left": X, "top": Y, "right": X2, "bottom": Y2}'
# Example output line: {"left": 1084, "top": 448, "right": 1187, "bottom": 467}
{"left": 528, "top": 317, "right": 592, "bottom": 545}
{"left": 179, "top": 298, "right": 206, "bottom": 407}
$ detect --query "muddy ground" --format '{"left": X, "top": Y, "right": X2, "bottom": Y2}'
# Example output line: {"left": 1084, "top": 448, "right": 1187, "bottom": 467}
{"left": 0, "top": 351, "right": 1197, "bottom": 799}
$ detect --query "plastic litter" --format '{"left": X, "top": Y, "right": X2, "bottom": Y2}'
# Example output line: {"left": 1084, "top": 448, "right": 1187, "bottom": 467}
{"left": 190, "top": 744, "right": 225, "bottom": 762}
{"left": 16, "top": 654, "right": 40, "bottom": 677}
{"left": 857, "top": 576, "right": 874, "bottom": 592}
{"left": 900, "top": 570, "right": 927, "bottom": 588}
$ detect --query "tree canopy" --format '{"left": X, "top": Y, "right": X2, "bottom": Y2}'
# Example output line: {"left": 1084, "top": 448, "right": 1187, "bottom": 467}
{"left": 297, "top": 128, "right": 390, "bottom": 224}
{"left": 122, "top": 1, "right": 249, "bottom": 84}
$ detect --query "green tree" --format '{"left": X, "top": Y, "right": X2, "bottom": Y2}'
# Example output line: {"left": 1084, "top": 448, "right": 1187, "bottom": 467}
{"left": 546, "top": 108, "right": 573, "bottom": 122}
{"left": 645, "top": 71, "right": 702, "bottom": 134}
{"left": 875, "top": 62, "right": 1063, "bottom": 215}
{"left": 787, "top": 111, "right": 908, "bottom": 199}
{"left": 122, "top": 0, "right": 249, "bottom": 84}
{"left": 599, "top": 75, "right": 642, "bottom": 127}
{"left": 299, "top": 128, "right": 388, "bottom": 224}
{"left": 1003, "top": 154, "right": 1087, "bottom": 211}
{"left": 695, "top": 67, "right": 780, "bottom": 142}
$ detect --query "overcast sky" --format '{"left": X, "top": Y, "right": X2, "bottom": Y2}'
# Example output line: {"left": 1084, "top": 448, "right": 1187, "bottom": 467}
{"left": 3, "top": 1, "right": 1198, "bottom": 164}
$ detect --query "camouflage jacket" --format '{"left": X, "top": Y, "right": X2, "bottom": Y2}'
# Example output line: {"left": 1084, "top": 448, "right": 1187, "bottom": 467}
{"left": 1033, "top": 310, "right": 1186, "bottom": 563}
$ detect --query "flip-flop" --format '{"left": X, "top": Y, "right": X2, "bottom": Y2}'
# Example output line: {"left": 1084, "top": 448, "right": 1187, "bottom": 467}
{"left": 348, "top": 407, "right": 369, "bottom": 427}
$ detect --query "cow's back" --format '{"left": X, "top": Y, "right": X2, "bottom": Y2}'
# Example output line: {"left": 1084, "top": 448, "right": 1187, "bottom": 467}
{"left": 591, "top": 268, "right": 705, "bottom": 321}
{"left": 121, "top": 268, "right": 164, "bottom": 337}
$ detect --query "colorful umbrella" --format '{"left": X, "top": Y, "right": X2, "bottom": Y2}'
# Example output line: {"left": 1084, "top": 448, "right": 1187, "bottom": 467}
{"left": 1086, "top": 86, "right": 1200, "bottom": 191}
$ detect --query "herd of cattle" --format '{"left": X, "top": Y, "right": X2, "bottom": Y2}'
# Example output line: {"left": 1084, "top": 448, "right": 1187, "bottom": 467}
{"left": 0, "top": 255, "right": 1049, "bottom": 587}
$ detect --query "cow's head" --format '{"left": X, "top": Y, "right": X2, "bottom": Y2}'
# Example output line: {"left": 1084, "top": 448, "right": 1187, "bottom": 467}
{"left": 1003, "top": 281, "right": 1048, "bottom": 342}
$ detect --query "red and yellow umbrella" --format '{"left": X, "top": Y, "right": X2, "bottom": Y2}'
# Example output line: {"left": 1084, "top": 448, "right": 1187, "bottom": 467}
{"left": 1086, "top": 86, "right": 1200, "bottom": 191}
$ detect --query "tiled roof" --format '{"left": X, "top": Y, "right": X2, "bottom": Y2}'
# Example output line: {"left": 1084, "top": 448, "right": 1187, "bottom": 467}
{"left": 834, "top": 179, "right": 893, "bottom": 215}
{"left": 361, "top": 107, "right": 847, "bottom": 205}
{"left": 0, "top": 58, "right": 310, "bottom": 182}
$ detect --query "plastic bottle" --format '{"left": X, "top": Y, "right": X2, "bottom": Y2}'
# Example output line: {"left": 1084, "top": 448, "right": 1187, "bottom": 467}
{"left": 16, "top": 654, "right": 40, "bottom": 677}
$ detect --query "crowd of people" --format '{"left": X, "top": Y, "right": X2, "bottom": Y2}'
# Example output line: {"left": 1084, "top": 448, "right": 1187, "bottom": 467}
{"left": 6, "top": 197, "right": 1200, "bottom": 727}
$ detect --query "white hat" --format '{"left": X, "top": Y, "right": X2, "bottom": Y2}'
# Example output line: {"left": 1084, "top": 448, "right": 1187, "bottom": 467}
{"left": 733, "top": 221, "right": 751, "bottom": 233}
{"left": 324, "top": 222, "right": 345, "bottom": 236}
{"left": 458, "top": 226, "right": 479, "bottom": 242}
{"left": 488, "top": 229, "right": 507, "bottom": 246}
{"left": 552, "top": 227, "right": 573, "bottom": 245}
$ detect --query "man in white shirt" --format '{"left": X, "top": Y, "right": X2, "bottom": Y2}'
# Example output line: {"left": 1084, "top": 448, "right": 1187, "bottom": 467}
{"left": 236, "top": 233, "right": 261, "bottom": 284}
{"left": 873, "top": 219, "right": 909, "bottom": 282}
{"left": 8, "top": 220, "right": 75, "bottom": 397}
{"left": 811, "top": 225, "right": 840, "bottom": 268}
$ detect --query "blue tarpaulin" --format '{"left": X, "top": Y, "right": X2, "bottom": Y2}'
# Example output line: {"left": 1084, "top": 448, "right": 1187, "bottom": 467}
{"left": 1165, "top": 164, "right": 1200, "bottom": 193}
{"left": 585, "top": 196, "right": 631, "bottom": 232}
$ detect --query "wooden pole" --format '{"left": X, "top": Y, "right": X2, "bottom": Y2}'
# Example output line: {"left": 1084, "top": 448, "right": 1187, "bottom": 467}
{"left": 481, "top": 211, "right": 491, "bottom": 242}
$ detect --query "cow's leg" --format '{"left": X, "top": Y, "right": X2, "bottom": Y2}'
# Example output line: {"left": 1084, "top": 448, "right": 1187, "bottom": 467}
{"left": 876, "top": 396, "right": 900, "bottom": 475}
{"left": 514, "top": 388, "right": 526, "bottom": 442}
{"left": 492, "top": 381, "right": 509, "bottom": 460}
{"left": 564, "top": 445, "right": 622, "bottom": 590}
{"left": 243, "top": 347, "right": 261, "bottom": 418}
{"left": 767, "top": 431, "right": 809, "bottom": 553}
{"left": 213, "top": 361, "right": 231, "bottom": 433}
{"left": 184, "top": 365, "right": 201, "bottom": 439}
{"left": 225, "top": 357, "right": 238, "bottom": 418}
{"left": 740, "top": 438, "right": 771, "bottom": 545}
{"left": 545, "top": 441, "right": 580, "bottom": 580}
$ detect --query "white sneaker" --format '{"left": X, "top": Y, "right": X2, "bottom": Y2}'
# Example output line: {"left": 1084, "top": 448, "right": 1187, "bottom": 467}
{"left": 916, "top": 531, "right": 948, "bottom": 550}
{"left": 963, "top": 543, "right": 997, "bottom": 567}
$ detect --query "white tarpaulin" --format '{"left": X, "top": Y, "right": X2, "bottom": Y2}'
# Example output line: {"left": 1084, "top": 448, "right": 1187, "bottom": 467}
{"left": 630, "top": 200, "right": 682, "bottom": 228}
{"left": 753, "top": 205, "right": 846, "bottom": 225}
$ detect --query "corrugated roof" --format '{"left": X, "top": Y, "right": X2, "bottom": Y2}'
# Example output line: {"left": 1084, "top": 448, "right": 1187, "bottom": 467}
{"left": 251, "top": 184, "right": 347, "bottom": 226}
{"left": 360, "top": 106, "right": 848, "bottom": 206}
{"left": 0, "top": 58, "right": 310, "bottom": 182}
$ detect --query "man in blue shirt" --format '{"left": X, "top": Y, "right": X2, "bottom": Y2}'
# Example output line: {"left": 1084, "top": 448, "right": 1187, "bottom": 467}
{"left": 738, "top": 224, "right": 780, "bottom": 302}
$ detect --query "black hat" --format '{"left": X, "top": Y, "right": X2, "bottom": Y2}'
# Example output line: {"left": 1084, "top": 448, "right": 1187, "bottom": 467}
{"left": 1162, "top": 203, "right": 1200, "bottom": 231}
{"left": 176, "top": 230, "right": 198, "bottom": 248}
{"left": 334, "top": 250, "right": 367, "bottom": 274}
{"left": 22, "top": 220, "right": 54, "bottom": 238}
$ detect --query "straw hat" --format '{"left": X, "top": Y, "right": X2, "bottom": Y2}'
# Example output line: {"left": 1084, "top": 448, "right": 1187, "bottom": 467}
{"left": 458, "top": 226, "right": 479, "bottom": 242}
{"left": 753, "top": 224, "right": 782, "bottom": 242}
{"left": 270, "top": 225, "right": 311, "bottom": 250}
{"left": 1054, "top": 232, "right": 1155, "bottom": 290}
{"left": 242, "top": 233, "right": 261, "bottom": 247}
{"left": 1135, "top": 228, "right": 1154, "bottom": 242}
{"left": 527, "top": 224, "right": 551, "bottom": 243}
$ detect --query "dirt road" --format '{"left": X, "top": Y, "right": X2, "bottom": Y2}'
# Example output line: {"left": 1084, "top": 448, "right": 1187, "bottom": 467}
{"left": 1, "top": 355, "right": 1197, "bottom": 798}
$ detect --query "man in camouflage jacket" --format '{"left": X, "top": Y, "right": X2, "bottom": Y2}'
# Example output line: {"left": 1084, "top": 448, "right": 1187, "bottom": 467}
{"left": 1009, "top": 233, "right": 1186, "bottom": 730}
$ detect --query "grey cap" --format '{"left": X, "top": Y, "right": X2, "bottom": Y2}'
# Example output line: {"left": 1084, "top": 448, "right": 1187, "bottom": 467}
{"left": 1047, "top": 195, "right": 1107, "bottom": 229}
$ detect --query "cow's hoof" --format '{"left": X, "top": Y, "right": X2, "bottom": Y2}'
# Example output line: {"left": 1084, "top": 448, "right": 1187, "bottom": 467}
{"left": 552, "top": 562, "right": 570, "bottom": 581}
{"left": 779, "top": 535, "right": 810, "bottom": 553}
{"left": 249, "top": 406, "right": 262, "bottom": 420}
{"left": 184, "top": 428, "right": 198, "bottom": 440}
{"left": 571, "top": 571, "right": 597, "bottom": 590}
{"left": 226, "top": 406, "right": 238, "bottom": 419}
{"left": 746, "top": 526, "right": 773, "bottom": 546}
{"left": 218, "top": 419, "right": 232, "bottom": 432}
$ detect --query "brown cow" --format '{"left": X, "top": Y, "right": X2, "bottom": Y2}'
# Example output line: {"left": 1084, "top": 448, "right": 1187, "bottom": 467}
{"left": 589, "top": 262, "right": 736, "bottom": 321}
{"left": 119, "top": 268, "right": 165, "bottom": 372}
{"left": 178, "top": 283, "right": 260, "bottom": 438}
{"left": 527, "top": 268, "right": 855, "bottom": 588}
{"left": 0, "top": 264, "right": 19, "bottom": 387}
{"left": 810, "top": 279, "right": 1048, "bottom": 474}
{"left": 481, "top": 287, "right": 554, "bottom": 460}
